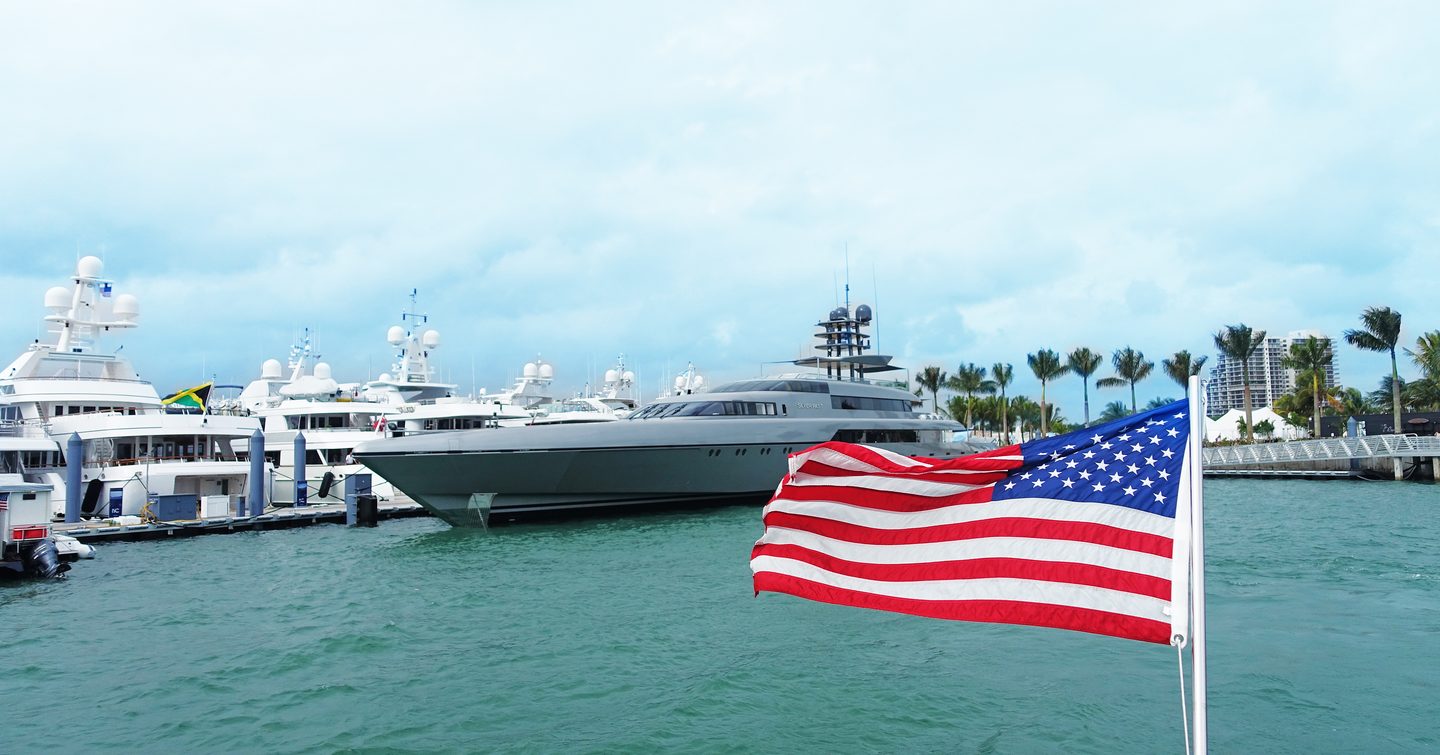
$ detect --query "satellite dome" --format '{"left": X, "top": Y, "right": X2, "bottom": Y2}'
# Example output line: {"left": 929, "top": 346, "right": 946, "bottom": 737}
{"left": 674, "top": 376, "right": 685, "bottom": 390}
{"left": 622, "top": 370, "right": 635, "bottom": 383}
{"left": 113, "top": 294, "right": 140, "bottom": 321}
{"left": 604, "top": 369, "right": 619, "bottom": 383}
{"left": 44, "top": 286, "right": 70, "bottom": 311}
{"left": 261, "top": 359, "right": 283, "bottom": 379}
{"left": 538, "top": 363, "right": 554, "bottom": 380}
{"left": 386, "top": 326, "right": 405, "bottom": 345}
{"left": 855, "top": 304, "right": 872, "bottom": 323}
{"left": 523, "top": 362, "right": 539, "bottom": 378}
{"left": 829, "top": 306, "right": 847, "bottom": 321}
{"left": 314, "top": 362, "right": 333, "bottom": 380}
{"left": 378, "top": 372, "right": 392, "bottom": 382}
{"left": 692, "top": 375, "right": 705, "bottom": 389}
{"left": 77, "top": 255, "right": 104, "bottom": 279}
{"left": 422, "top": 330, "right": 440, "bottom": 349}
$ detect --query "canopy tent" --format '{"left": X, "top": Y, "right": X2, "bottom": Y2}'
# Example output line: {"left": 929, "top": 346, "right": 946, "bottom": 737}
{"left": 1205, "top": 407, "right": 1306, "bottom": 442}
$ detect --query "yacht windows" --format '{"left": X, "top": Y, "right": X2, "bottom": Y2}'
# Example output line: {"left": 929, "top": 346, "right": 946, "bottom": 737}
{"left": 831, "top": 429, "right": 920, "bottom": 443}
{"left": 22, "top": 450, "right": 63, "bottom": 468}
{"left": 831, "top": 395, "right": 911, "bottom": 412}
{"left": 629, "top": 401, "right": 779, "bottom": 419}
{"left": 710, "top": 380, "right": 831, "bottom": 394}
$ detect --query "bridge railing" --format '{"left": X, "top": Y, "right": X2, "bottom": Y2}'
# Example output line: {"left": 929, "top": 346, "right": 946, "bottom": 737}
{"left": 1203, "top": 434, "right": 1440, "bottom": 467}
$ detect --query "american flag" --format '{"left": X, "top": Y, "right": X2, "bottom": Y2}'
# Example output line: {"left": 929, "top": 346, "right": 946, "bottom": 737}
{"left": 0, "top": 492, "right": 8, "bottom": 511}
{"left": 751, "top": 399, "right": 1195, "bottom": 644}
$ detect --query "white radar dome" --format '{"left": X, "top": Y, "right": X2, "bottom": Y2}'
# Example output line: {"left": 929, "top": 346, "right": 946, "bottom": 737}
{"left": 692, "top": 376, "right": 705, "bottom": 389}
{"left": 44, "top": 286, "right": 70, "bottom": 311}
{"left": 261, "top": 359, "right": 283, "bottom": 379}
{"left": 538, "top": 363, "right": 554, "bottom": 379}
{"left": 113, "top": 294, "right": 140, "bottom": 321}
{"left": 622, "top": 370, "right": 635, "bottom": 382}
{"left": 314, "top": 362, "right": 333, "bottom": 380}
{"left": 422, "top": 330, "right": 440, "bottom": 349}
{"left": 378, "top": 372, "right": 392, "bottom": 383}
{"left": 674, "top": 376, "right": 685, "bottom": 390}
{"left": 386, "top": 326, "right": 405, "bottom": 345}
{"left": 523, "top": 362, "right": 539, "bottom": 378}
{"left": 77, "top": 255, "right": 104, "bottom": 279}
{"left": 604, "top": 369, "right": 619, "bottom": 383}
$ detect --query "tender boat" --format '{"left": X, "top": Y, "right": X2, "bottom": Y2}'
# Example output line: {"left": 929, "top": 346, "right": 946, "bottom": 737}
{"left": 355, "top": 303, "right": 988, "bottom": 525}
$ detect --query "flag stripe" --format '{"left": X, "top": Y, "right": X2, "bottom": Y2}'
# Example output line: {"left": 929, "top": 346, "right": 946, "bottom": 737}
{"left": 753, "top": 571, "right": 1172, "bottom": 644}
{"left": 765, "top": 496, "right": 1175, "bottom": 538}
{"left": 761, "top": 510, "right": 1174, "bottom": 558}
{"left": 752, "top": 543, "right": 1172, "bottom": 599}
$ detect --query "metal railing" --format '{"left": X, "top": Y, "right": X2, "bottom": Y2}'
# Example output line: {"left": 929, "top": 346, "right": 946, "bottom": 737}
{"left": 1204, "top": 434, "right": 1440, "bottom": 467}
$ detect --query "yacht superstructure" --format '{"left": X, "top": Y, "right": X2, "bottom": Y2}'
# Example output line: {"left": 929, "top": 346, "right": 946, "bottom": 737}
{"left": 355, "top": 304, "right": 987, "bottom": 525}
{"left": 0, "top": 257, "right": 261, "bottom": 519}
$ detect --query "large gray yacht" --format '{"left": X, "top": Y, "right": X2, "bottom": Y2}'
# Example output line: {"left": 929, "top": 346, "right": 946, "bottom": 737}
{"left": 354, "top": 305, "right": 989, "bottom": 525}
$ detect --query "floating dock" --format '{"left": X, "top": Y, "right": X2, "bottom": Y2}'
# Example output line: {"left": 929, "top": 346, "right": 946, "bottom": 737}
{"left": 53, "top": 498, "right": 430, "bottom": 544}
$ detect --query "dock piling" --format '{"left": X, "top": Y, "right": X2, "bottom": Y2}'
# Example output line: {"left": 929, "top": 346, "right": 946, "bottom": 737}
{"left": 248, "top": 428, "right": 266, "bottom": 517}
{"left": 65, "top": 433, "right": 82, "bottom": 523}
{"left": 294, "top": 432, "right": 308, "bottom": 507}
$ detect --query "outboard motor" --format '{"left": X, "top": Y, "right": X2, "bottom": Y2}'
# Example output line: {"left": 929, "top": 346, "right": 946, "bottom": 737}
{"left": 22, "top": 538, "right": 69, "bottom": 579}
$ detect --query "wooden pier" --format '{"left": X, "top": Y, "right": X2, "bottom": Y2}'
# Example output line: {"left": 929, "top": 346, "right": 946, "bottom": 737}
{"left": 53, "top": 498, "right": 431, "bottom": 544}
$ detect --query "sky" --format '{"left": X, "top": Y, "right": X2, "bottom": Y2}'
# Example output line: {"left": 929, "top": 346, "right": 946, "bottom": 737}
{"left": 3, "top": 1, "right": 1438, "bottom": 421}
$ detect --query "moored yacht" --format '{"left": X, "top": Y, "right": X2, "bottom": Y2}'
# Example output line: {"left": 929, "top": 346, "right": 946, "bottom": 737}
{"left": 355, "top": 304, "right": 988, "bottom": 525}
{"left": 0, "top": 257, "right": 262, "bottom": 519}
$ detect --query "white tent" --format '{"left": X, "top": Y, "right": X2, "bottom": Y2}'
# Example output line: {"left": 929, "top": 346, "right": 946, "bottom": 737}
{"left": 1205, "top": 407, "right": 1306, "bottom": 442}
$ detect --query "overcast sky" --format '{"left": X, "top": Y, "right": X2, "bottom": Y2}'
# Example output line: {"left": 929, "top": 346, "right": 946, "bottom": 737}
{"left": 3, "top": 2, "right": 1437, "bottom": 419}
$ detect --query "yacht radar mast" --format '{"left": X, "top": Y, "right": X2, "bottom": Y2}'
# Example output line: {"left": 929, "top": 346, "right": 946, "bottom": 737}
{"left": 46, "top": 255, "right": 139, "bottom": 354}
{"left": 792, "top": 302, "right": 898, "bottom": 381}
{"left": 389, "top": 289, "right": 438, "bottom": 385}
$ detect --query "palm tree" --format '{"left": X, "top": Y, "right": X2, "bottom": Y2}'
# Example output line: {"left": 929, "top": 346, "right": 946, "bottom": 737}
{"left": 1337, "top": 387, "right": 1373, "bottom": 417}
{"left": 992, "top": 362, "right": 1014, "bottom": 444}
{"left": 1146, "top": 396, "right": 1178, "bottom": 410}
{"left": 1026, "top": 349, "right": 1069, "bottom": 436}
{"left": 1344, "top": 306, "right": 1403, "bottom": 434}
{"left": 1095, "top": 347, "right": 1155, "bottom": 413}
{"left": 946, "top": 363, "right": 996, "bottom": 429}
{"left": 1066, "top": 347, "right": 1103, "bottom": 426}
{"left": 1281, "top": 336, "right": 1333, "bottom": 438}
{"left": 1099, "top": 400, "right": 1130, "bottom": 422}
{"left": 1162, "top": 350, "right": 1208, "bottom": 391}
{"left": 915, "top": 366, "right": 946, "bottom": 415}
{"left": 1213, "top": 324, "right": 1267, "bottom": 443}
{"left": 1254, "top": 419, "right": 1275, "bottom": 441}
{"left": 1404, "top": 331, "right": 1440, "bottom": 411}
{"left": 1010, "top": 396, "right": 1040, "bottom": 441}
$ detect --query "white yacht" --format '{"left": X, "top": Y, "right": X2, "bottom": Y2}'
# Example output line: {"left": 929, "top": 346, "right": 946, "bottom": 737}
{"left": 0, "top": 257, "right": 261, "bottom": 520}
{"left": 355, "top": 304, "right": 988, "bottom": 525}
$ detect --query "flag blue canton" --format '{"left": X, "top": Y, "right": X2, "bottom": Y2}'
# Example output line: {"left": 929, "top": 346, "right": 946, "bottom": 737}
{"left": 992, "top": 399, "right": 1190, "bottom": 518}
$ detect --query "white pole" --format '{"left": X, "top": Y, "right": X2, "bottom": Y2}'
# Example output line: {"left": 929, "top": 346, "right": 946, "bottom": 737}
{"left": 1187, "top": 375, "right": 1209, "bottom": 753}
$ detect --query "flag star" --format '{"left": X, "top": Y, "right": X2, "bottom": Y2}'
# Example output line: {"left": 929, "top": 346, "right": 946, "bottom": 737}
{"left": 1049, "top": 452, "right": 1062, "bottom": 461}
{"left": 1130, "top": 443, "right": 1143, "bottom": 453}
{"left": 1155, "top": 491, "right": 1168, "bottom": 503}
{"left": 1032, "top": 479, "right": 1046, "bottom": 488}
{"left": 1158, "top": 470, "right": 1171, "bottom": 480}
{"left": 1109, "top": 473, "right": 1123, "bottom": 483}
{"left": 1090, "top": 434, "right": 1103, "bottom": 444}
{"left": 1136, "top": 425, "right": 1150, "bottom": 434}
{"left": 1127, "top": 464, "right": 1140, "bottom": 474}
{"left": 1078, "top": 470, "right": 1092, "bottom": 480}
{"left": 1063, "top": 444, "right": 1076, "bottom": 450}
{"left": 1140, "top": 477, "right": 1154, "bottom": 487}
{"left": 1061, "top": 478, "right": 1075, "bottom": 488}
{"left": 1118, "top": 434, "right": 1131, "bottom": 442}
{"left": 1166, "top": 428, "right": 1180, "bottom": 437}
{"left": 1083, "top": 450, "right": 1096, "bottom": 459}
{"left": 1123, "top": 486, "right": 1137, "bottom": 496}
{"left": 1020, "top": 472, "right": 1032, "bottom": 479}
{"left": 1038, "top": 463, "right": 1050, "bottom": 470}
{"left": 1144, "top": 456, "right": 1157, "bottom": 466}
{"left": 1092, "top": 482, "right": 1106, "bottom": 492}
{"left": 1150, "top": 435, "right": 1162, "bottom": 445}
{"left": 1173, "top": 412, "right": 1186, "bottom": 419}
{"left": 1161, "top": 448, "right": 1175, "bottom": 459}
{"left": 1049, "top": 469, "right": 1061, "bottom": 478}
{"left": 1154, "top": 419, "right": 1167, "bottom": 426}
{"left": 1065, "top": 459, "right": 1079, "bottom": 469}
{"left": 1100, "top": 442, "right": 1113, "bottom": 450}
{"left": 1004, "top": 481, "right": 1017, "bottom": 490}
{"left": 1096, "top": 461, "right": 1110, "bottom": 471}
{"left": 1113, "top": 451, "right": 1127, "bottom": 461}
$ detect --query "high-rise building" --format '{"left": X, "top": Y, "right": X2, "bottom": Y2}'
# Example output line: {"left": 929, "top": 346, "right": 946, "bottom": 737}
{"left": 1205, "top": 329, "right": 1338, "bottom": 416}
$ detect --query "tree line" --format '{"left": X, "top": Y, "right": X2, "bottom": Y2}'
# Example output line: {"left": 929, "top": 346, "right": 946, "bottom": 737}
{"left": 914, "top": 306, "right": 1440, "bottom": 444}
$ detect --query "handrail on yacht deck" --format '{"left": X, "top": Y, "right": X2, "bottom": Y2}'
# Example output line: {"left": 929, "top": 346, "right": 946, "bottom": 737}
{"left": 1203, "top": 433, "right": 1440, "bottom": 467}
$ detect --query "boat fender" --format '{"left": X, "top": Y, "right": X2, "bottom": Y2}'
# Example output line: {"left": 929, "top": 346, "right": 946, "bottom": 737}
{"left": 80, "top": 479, "right": 105, "bottom": 517}
{"left": 22, "top": 538, "right": 69, "bottom": 579}
{"left": 318, "top": 471, "right": 336, "bottom": 499}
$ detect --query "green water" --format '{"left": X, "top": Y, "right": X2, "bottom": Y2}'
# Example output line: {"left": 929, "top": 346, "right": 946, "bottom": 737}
{"left": 2, "top": 479, "right": 1437, "bottom": 753}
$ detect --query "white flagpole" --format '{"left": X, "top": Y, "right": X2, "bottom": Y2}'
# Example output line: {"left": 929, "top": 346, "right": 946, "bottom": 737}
{"left": 1187, "top": 375, "right": 1208, "bottom": 753}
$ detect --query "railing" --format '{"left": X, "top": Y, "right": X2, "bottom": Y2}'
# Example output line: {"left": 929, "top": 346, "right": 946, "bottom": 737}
{"left": 0, "top": 420, "right": 51, "bottom": 438}
{"left": 1204, "top": 434, "right": 1440, "bottom": 467}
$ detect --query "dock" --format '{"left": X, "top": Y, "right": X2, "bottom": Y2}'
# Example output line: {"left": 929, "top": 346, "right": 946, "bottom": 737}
{"left": 53, "top": 497, "right": 431, "bottom": 544}
{"left": 1203, "top": 433, "right": 1440, "bottom": 480}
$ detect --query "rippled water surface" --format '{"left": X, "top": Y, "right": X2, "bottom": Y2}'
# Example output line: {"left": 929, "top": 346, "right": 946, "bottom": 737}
{"left": 3, "top": 479, "right": 1438, "bottom": 753}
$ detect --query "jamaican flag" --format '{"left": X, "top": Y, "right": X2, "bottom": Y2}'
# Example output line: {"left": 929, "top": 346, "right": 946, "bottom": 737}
{"left": 161, "top": 381, "right": 212, "bottom": 413}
